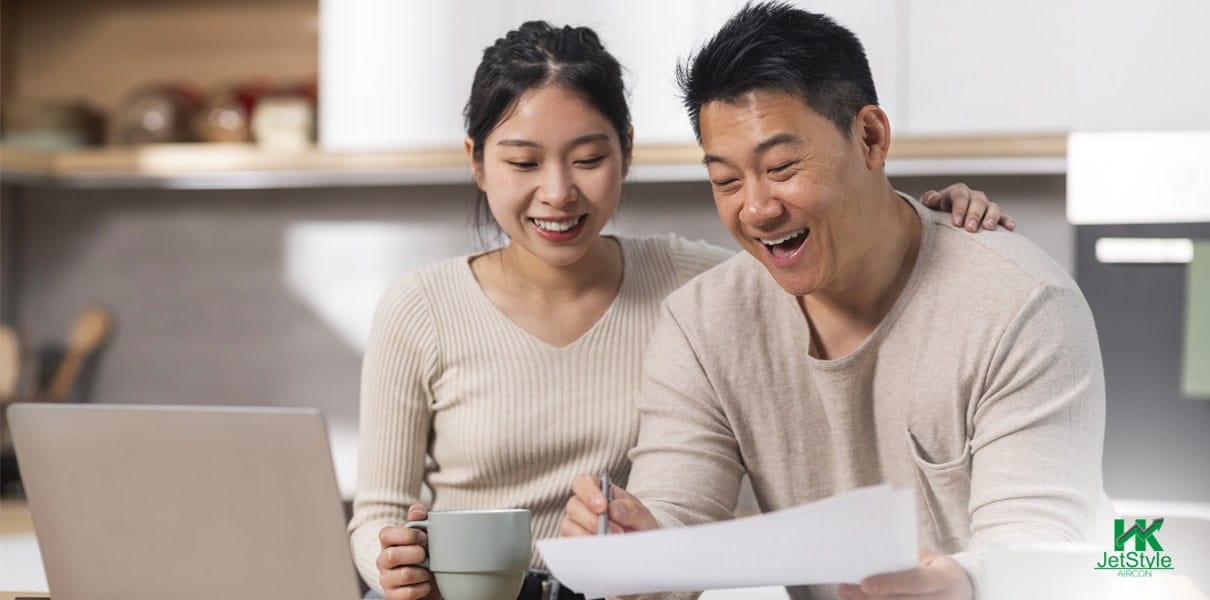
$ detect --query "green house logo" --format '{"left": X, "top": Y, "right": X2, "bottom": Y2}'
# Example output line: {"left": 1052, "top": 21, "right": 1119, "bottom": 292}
{"left": 1115, "top": 518, "right": 1163, "bottom": 552}
{"left": 1094, "top": 518, "right": 1173, "bottom": 576}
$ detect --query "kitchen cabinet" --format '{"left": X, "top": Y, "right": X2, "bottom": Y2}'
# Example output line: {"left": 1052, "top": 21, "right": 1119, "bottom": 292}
{"left": 319, "top": 0, "right": 713, "bottom": 150}
{"left": 902, "top": 0, "right": 1076, "bottom": 135}
{"left": 902, "top": 0, "right": 1210, "bottom": 135}
{"left": 1069, "top": 0, "right": 1210, "bottom": 131}
{"left": 319, "top": 0, "right": 906, "bottom": 150}
{"left": 0, "top": 0, "right": 318, "bottom": 119}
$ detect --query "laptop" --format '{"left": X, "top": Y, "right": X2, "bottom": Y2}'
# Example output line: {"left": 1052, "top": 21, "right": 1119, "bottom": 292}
{"left": 7, "top": 403, "right": 363, "bottom": 600}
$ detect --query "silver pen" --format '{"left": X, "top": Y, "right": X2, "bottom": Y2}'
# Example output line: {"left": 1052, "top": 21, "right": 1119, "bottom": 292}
{"left": 597, "top": 471, "right": 611, "bottom": 535}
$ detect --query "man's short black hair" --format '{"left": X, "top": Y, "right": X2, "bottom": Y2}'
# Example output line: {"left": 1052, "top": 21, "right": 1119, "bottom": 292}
{"left": 677, "top": 1, "right": 879, "bottom": 140}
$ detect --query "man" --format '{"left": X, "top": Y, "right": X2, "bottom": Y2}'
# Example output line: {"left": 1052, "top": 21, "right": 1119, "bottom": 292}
{"left": 560, "top": 3, "right": 1106, "bottom": 599}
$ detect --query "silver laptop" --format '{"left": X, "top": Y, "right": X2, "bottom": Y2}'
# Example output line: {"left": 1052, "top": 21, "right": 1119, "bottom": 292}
{"left": 7, "top": 403, "right": 362, "bottom": 600}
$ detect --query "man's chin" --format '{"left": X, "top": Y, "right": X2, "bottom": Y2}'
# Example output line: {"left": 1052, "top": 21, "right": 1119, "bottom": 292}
{"left": 763, "top": 267, "right": 818, "bottom": 298}
{"left": 744, "top": 243, "right": 817, "bottom": 297}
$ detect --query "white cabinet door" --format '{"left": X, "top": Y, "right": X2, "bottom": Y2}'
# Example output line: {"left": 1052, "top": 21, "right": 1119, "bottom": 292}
{"left": 320, "top": 0, "right": 507, "bottom": 151}
{"left": 504, "top": 0, "right": 707, "bottom": 145}
{"left": 319, "top": 1, "right": 903, "bottom": 150}
{"left": 1071, "top": 0, "right": 1210, "bottom": 131}
{"left": 320, "top": 0, "right": 710, "bottom": 150}
{"left": 903, "top": 0, "right": 1076, "bottom": 135}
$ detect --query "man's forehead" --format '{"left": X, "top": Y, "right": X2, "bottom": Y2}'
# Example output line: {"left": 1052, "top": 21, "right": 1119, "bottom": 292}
{"left": 700, "top": 90, "right": 822, "bottom": 130}
{"left": 698, "top": 92, "right": 819, "bottom": 156}
{"left": 704, "top": 86, "right": 815, "bottom": 111}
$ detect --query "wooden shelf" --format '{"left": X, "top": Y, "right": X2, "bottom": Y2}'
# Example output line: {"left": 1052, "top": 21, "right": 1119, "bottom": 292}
{"left": 0, "top": 134, "right": 1067, "bottom": 190}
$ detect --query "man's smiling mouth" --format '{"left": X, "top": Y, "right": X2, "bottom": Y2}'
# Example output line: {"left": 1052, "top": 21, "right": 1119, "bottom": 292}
{"left": 760, "top": 228, "right": 809, "bottom": 258}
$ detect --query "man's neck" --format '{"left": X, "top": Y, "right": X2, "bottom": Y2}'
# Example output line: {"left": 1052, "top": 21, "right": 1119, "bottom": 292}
{"left": 800, "top": 188, "right": 922, "bottom": 359}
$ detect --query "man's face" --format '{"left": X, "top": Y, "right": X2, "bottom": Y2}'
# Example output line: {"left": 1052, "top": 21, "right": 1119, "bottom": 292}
{"left": 700, "top": 89, "right": 874, "bottom": 297}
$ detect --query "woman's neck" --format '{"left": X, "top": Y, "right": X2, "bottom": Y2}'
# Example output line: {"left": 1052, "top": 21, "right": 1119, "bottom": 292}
{"left": 492, "top": 236, "right": 623, "bottom": 300}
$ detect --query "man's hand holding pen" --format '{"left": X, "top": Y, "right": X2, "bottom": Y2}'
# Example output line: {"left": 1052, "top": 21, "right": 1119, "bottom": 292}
{"left": 560, "top": 473, "right": 659, "bottom": 536}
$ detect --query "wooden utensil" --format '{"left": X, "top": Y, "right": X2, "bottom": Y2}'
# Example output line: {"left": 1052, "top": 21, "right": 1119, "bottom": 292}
{"left": 43, "top": 306, "right": 112, "bottom": 403}
{"left": 0, "top": 325, "right": 19, "bottom": 402}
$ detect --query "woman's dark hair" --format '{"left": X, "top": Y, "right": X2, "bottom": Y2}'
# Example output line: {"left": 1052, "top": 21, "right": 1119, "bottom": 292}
{"left": 464, "top": 21, "right": 632, "bottom": 238}
{"left": 677, "top": 1, "right": 878, "bottom": 141}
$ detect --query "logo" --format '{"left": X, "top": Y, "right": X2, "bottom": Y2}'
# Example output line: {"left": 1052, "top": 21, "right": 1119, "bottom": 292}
{"left": 1093, "top": 518, "right": 1174, "bottom": 577}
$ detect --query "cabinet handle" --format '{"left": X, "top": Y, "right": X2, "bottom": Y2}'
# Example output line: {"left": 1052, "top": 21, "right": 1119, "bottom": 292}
{"left": 1095, "top": 237, "right": 1195, "bottom": 264}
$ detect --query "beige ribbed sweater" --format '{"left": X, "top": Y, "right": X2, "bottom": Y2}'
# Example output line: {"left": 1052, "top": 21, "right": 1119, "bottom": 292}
{"left": 349, "top": 235, "right": 733, "bottom": 590}
{"left": 627, "top": 197, "right": 1106, "bottom": 599}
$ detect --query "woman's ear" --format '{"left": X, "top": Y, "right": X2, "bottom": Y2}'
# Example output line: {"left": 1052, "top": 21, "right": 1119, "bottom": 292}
{"left": 621, "top": 125, "right": 635, "bottom": 178}
{"left": 465, "top": 136, "right": 484, "bottom": 189}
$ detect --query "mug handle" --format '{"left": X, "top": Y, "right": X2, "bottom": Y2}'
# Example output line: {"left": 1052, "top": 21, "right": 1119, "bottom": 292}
{"left": 402, "top": 519, "right": 430, "bottom": 568}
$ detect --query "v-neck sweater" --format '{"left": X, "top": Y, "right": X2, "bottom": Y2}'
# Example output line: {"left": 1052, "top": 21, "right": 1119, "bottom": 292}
{"left": 349, "top": 235, "right": 734, "bottom": 588}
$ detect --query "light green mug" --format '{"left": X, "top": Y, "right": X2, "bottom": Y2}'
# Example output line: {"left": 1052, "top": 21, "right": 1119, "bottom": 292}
{"left": 405, "top": 508, "right": 532, "bottom": 600}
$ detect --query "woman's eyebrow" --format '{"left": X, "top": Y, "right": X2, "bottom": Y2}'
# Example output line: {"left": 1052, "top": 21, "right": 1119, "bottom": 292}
{"left": 495, "top": 132, "right": 611, "bottom": 149}
{"left": 496, "top": 138, "right": 540, "bottom": 148}
{"left": 568, "top": 132, "right": 611, "bottom": 146}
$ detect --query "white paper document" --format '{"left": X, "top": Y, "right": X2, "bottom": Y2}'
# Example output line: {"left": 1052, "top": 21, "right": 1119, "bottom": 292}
{"left": 537, "top": 485, "right": 917, "bottom": 597}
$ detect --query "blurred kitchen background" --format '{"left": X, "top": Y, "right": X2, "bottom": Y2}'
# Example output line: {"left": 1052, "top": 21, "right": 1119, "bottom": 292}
{"left": 0, "top": 0, "right": 1207, "bottom": 532}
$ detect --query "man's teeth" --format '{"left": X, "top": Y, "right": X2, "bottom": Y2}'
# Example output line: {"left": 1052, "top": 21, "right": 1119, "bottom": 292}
{"left": 532, "top": 216, "right": 583, "bottom": 232}
{"left": 761, "top": 229, "right": 807, "bottom": 246}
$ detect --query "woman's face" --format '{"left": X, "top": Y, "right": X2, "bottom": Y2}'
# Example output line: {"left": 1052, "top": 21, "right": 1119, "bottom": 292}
{"left": 472, "top": 85, "right": 629, "bottom": 267}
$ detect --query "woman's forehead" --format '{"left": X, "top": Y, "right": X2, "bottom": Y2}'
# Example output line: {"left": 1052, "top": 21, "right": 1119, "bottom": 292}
{"left": 487, "top": 85, "right": 617, "bottom": 148}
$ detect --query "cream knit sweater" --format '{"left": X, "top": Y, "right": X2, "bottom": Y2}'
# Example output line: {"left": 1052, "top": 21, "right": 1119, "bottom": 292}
{"left": 348, "top": 235, "right": 733, "bottom": 590}
{"left": 627, "top": 197, "right": 1106, "bottom": 599}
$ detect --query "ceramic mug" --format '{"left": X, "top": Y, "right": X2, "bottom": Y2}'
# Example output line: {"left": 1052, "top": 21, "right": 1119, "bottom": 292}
{"left": 405, "top": 508, "right": 532, "bottom": 600}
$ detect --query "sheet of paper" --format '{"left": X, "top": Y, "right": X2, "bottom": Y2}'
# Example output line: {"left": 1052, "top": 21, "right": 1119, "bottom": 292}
{"left": 537, "top": 485, "right": 917, "bottom": 598}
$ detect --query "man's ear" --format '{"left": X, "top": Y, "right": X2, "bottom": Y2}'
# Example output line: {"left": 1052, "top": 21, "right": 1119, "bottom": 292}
{"left": 465, "top": 136, "right": 484, "bottom": 189}
{"left": 855, "top": 105, "right": 891, "bottom": 170}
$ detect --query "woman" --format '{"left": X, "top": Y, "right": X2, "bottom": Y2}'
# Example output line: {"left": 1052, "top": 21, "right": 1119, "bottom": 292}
{"left": 350, "top": 21, "right": 1011, "bottom": 600}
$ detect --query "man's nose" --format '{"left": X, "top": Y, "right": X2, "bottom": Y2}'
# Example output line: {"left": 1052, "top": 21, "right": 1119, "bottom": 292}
{"left": 738, "top": 179, "right": 784, "bottom": 227}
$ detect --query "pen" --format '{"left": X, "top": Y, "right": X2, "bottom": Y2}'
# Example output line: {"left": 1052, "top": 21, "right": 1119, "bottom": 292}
{"left": 597, "top": 471, "right": 611, "bottom": 535}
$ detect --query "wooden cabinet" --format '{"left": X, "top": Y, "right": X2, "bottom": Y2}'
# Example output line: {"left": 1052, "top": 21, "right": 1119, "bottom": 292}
{"left": 5, "top": 0, "right": 1205, "bottom": 152}
{"left": 0, "top": 0, "right": 318, "bottom": 119}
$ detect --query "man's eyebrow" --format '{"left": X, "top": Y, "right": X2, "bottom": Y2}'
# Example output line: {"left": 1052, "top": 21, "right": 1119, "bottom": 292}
{"left": 702, "top": 132, "right": 805, "bottom": 166}
{"left": 754, "top": 132, "right": 804, "bottom": 155}
{"left": 496, "top": 133, "right": 612, "bottom": 149}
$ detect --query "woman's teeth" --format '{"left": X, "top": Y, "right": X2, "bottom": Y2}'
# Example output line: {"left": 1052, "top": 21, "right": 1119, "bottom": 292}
{"left": 761, "top": 229, "right": 807, "bottom": 247}
{"left": 531, "top": 216, "right": 584, "bottom": 232}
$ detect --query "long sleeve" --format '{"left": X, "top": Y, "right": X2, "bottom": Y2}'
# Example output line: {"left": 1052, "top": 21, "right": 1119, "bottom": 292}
{"left": 626, "top": 305, "right": 746, "bottom": 530}
{"left": 953, "top": 282, "right": 1107, "bottom": 593}
{"left": 348, "top": 273, "right": 441, "bottom": 592}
